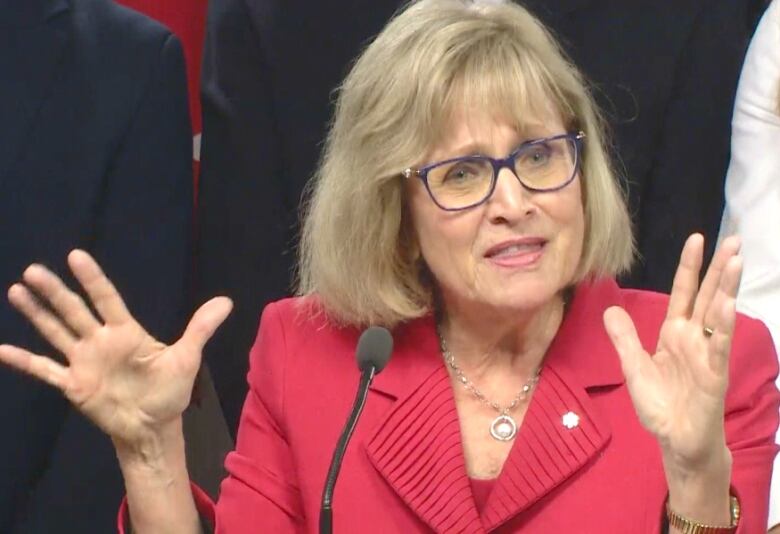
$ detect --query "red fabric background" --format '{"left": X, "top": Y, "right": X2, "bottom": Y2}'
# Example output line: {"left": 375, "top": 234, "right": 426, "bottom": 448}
{"left": 115, "top": 0, "right": 207, "bottom": 185}
{"left": 115, "top": 0, "right": 206, "bottom": 133}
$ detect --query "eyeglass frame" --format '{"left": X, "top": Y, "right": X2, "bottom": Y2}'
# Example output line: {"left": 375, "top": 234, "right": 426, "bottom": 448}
{"left": 402, "top": 131, "right": 586, "bottom": 212}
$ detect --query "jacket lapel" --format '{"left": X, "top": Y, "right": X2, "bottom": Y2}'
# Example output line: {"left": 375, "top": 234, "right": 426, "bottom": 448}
{"left": 366, "top": 316, "right": 485, "bottom": 533}
{"left": 481, "top": 279, "right": 626, "bottom": 530}
{"left": 365, "top": 279, "right": 626, "bottom": 532}
{"left": 0, "top": 0, "right": 70, "bottom": 184}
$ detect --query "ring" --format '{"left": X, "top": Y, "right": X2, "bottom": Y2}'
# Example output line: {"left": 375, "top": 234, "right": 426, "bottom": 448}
{"left": 703, "top": 326, "right": 715, "bottom": 338}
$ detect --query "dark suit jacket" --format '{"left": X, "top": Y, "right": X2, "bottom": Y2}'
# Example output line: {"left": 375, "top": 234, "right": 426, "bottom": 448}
{"left": 197, "top": 0, "right": 764, "bottom": 434}
{"left": 0, "top": 0, "right": 193, "bottom": 531}
{"left": 122, "top": 280, "right": 780, "bottom": 533}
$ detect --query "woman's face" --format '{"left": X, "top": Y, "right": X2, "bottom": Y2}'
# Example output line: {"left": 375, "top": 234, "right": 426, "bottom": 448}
{"left": 407, "top": 108, "right": 585, "bottom": 317}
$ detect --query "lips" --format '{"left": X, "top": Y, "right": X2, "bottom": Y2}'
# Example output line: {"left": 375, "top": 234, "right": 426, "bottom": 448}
{"left": 484, "top": 238, "right": 547, "bottom": 258}
{"left": 484, "top": 237, "right": 547, "bottom": 267}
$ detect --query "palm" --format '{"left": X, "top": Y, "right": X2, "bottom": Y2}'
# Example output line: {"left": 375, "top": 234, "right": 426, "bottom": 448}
{"left": 63, "top": 323, "right": 189, "bottom": 442}
{"left": 0, "top": 250, "right": 231, "bottom": 445}
{"left": 604, "top": 234, "right": 741, "bottom": 466}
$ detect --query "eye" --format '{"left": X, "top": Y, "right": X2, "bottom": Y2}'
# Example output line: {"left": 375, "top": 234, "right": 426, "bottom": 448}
{"left": 442, "top": 161, "right": 484, "bottom": 183}
{"left": 522, "top": 143, "right": 552, "bottom": 166}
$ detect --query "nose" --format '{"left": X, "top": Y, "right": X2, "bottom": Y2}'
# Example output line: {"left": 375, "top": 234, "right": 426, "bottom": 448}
{"left": 485, "top": 166, "right": 536, "bottom": 222}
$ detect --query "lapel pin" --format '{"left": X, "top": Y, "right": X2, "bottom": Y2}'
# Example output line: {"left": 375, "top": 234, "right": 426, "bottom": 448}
{"left": 562, "top": 411, "right": 580, "bottom": 429}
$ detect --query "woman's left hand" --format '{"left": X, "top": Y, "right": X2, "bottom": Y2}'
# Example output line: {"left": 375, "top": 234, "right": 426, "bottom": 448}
{"left": 603, "top": 233, "right": 741, "bottom": 477}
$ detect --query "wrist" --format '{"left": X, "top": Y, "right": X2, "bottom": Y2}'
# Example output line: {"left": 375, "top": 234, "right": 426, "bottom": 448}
{"left": 115, "top": 417, "right": 200, "bottom": 533}
{"left": 115, "top": 418, "right": 187, "bottom": 482}
{"left": 664, "top": 446, "right": 733, "bottom": 526}
{"left": 667, "top": 495, "right": 740, "bottom": 534}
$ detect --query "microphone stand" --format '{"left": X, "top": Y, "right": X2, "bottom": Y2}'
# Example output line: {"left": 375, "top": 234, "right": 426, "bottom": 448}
{"left": 319, "top": 366, "right": 376, "bottom": 534}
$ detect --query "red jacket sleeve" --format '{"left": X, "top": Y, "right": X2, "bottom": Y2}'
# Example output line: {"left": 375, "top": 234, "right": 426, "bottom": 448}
{"left": 117, "top": 482, "right": 215, "bottom": 534}
{"left": 727, "top": 314, "right": 780, "bottom": 533}
{"left": 213, "top": 302, "right": 305, "bottom": 532}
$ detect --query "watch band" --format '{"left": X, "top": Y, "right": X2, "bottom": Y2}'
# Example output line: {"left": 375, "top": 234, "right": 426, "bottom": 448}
{"left": 666, "top": 496, "right": 740, "bottom": 534}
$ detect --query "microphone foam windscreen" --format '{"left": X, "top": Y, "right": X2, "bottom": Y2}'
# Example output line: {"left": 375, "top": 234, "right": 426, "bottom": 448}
{"left": 356, "top": 326, "right": 393, "bottom": 374}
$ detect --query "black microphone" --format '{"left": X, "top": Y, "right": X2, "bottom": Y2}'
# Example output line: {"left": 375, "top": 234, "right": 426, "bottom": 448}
{"left": 319, "top": 326, "right": 393, "bottom": 534}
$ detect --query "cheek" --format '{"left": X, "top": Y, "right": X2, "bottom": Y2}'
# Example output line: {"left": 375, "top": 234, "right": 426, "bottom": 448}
{"left": 408, "top": 191, "right": 481, "bottom": 283}
{"left": 534, "top": 180, "right": 585, "bottom": 266}
{"left": 416, "top": 216, "right": 479, "bottom": 274}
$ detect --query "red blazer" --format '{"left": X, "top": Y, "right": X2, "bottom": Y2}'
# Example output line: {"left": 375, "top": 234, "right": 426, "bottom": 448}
{"left": 125, "top": 279, "right": 780, "bottom": 533}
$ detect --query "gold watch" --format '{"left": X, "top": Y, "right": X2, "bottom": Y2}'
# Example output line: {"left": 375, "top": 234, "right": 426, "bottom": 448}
{"left": 666, "top": 496, "right": 740, "bottom": 534}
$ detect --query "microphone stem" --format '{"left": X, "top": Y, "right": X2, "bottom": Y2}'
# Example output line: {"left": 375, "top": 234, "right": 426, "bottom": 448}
{"left": 319, "top": 367, "right": 376, "bottom": 534}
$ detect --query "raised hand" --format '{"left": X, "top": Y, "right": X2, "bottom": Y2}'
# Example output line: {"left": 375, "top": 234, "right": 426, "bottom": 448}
{"left": 603, "top": 233, "right": 741, "bottom": 472}
{"left": 0, "top": 250, "right": 232, "bottom": 449}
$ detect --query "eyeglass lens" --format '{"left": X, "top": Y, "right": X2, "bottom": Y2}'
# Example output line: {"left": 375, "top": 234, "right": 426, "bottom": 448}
{"left": 426, "top": 137, "right": 577, "bottom": 209}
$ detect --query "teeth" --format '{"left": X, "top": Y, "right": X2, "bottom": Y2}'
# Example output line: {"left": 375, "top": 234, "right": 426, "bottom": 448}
{"left": 495, "top": 243, "right": 541, "bottom": 256}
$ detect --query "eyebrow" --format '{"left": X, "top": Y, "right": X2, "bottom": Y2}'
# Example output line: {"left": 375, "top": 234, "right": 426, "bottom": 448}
{"left": 435, "top": 130, "right": 554, "bottom": 160}
{"left": 438, "top": 142, "right": 496, "bottom": 159}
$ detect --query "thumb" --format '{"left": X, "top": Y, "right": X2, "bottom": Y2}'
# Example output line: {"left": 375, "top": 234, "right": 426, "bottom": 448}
{"left": 603, "top": 305, "right": 646, "bottom": 384}
{"left": 178, "top": 296, "right": 233, "bottom": 354}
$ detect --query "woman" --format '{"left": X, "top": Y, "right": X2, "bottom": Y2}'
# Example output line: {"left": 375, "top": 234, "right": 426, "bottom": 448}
{"left": 717, "top": 1, "right": 780, "bottom": 530}
{"left": 197, "top": 0, "right": 761, "bottom": 436}
{"left": 0, "top": 0, "right": 777, "bottom": 532}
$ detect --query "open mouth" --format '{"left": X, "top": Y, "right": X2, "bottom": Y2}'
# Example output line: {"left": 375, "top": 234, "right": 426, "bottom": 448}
{"left": 484, "top": 238, "right": 547, "bottom": 267}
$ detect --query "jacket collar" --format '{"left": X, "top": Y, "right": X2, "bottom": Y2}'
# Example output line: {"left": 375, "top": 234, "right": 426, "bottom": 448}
{"left": 369, "top": 278, "right": 625, "bottom": 400}
{"left": 544, "top": 277, "right": 626, "bottom": 389}
{"left": 365, "top": 278, "right": 626, "bottom": 532}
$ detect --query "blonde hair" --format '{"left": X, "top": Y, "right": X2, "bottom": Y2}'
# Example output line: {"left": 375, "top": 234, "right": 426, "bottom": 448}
{"left": 297, "top": 0, "right": 634, "bottom": 326}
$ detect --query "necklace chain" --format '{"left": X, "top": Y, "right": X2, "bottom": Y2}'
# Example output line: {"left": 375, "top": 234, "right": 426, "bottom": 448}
{"left": 438, "top": 329, "right": 541, "bottom": 415}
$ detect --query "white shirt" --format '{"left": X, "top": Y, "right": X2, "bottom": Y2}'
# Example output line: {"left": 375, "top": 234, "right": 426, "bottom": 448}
{"left": 718, "top": 0, "right": 780, "bottom": 527}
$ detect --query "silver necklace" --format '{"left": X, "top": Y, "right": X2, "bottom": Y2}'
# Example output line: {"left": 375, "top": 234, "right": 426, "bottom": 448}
{"left": 439, "top": 330, "right": 541, "bottom": 442}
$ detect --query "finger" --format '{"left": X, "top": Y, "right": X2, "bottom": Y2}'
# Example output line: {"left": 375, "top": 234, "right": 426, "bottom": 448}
{"left": 706, "top": 297, "right": 737, "bottom": 378}
{"left": 67, "top": 250, "right": 131, "bottom": 324}
{"left": 8, "top": 284, "right": 76, "bottom": 355}
{"left": 0, "top": 344, "right": 69, "bottom": 390}
{"left": 665, "top": 234, "right": 704, "bottom": 321}
{"left": 21, "top": 264, "right": 101, "bottom": 336}
{"left": 603, "top": 306, "right": 649, "bottom": 385}
{"left": 178, "top": 297, "right": 233, "bottom": 354}
{"left": 703, "top": 256, "right": 742, "bottom": 343}
{"left": 691, "top": 235, "right": 740, "bottom": 324}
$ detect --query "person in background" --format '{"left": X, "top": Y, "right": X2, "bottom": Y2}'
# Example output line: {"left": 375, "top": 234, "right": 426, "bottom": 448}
{"left": 196, "top": 0, "right": 403, "bottom": 435}
{"left": 115, "top": 0, "right": 207, "bottom": 179}
{"left": 0, "top": 0, "right": 192, "bottom": 531}
{"left": 115, "top": 0, "right": 234, "bottom": 499}
{"left": 197, "top": 0, "right": 765, "bottom": 435}
{"left": 2, "top": 1, "right": 778, "bottom": 531}
{"left": 717, "top": 1, "right": 780, "bottom": 531}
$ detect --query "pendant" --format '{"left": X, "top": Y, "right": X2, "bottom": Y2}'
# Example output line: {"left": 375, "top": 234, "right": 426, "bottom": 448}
{"left": 490, "top": 414, "right": 517, "bottom": 441}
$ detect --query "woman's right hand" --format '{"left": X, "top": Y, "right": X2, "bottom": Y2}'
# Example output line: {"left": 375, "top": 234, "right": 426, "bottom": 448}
{"left": 0, "top": 250, "right": 232, "bottom": 452}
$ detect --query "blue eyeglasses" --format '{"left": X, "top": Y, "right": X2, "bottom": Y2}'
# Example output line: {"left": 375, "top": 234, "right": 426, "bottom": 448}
{"left": 402, "top": 131, "right": 585, "bottom": 211}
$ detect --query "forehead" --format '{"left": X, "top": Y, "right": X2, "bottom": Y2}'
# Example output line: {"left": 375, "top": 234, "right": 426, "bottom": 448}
{"left": 403, "top": 22, "right": 576, "bottom": 164}
{"left": 425, "top": 100, "right": 566, "bottom": 160}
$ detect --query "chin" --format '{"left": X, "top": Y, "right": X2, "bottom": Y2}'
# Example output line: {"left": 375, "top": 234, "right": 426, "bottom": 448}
{"left": 483, "top": 281, "right": 562, "bottom": 314}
